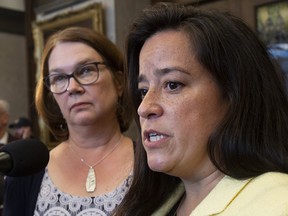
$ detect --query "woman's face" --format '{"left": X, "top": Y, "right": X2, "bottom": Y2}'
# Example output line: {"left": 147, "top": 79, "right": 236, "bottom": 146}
{"left": 48, "top": 42, "right": 121, "bottom": 127}
{"left": 138, "top": 30, "right": 228, "bottom": 180}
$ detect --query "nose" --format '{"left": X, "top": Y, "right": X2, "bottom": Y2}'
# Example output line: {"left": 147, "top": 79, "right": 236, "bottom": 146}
{"left": 137, "top": 89, "right": 163, "bottom": 119}
{"left": 66, "top": 77, "right": 84, "bottom": 94}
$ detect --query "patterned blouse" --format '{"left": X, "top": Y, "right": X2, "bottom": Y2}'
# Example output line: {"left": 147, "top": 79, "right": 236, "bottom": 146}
{"left": 34, "top": 169, "right": 132, "bottom": 216}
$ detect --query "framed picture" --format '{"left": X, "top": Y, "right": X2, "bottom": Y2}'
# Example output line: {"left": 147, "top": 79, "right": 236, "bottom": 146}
{"left": 32, "top": 2, "right": 103, "bottom": 148}
{"left": 255, "top": 0, "right": 288, "bottom": 84}
{"left": 32, "top": 3, "right": 103, "bottom": 80}
{"left": 185, "top": 0, "right": 219, "bottom": 6}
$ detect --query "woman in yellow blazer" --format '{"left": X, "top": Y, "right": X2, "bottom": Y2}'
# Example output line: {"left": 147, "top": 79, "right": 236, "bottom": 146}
{"left": 114, "top": 3, "right": 288, "bottom": 216}
{"left": 153, "top": 172, "right": 288, "bottom": 215}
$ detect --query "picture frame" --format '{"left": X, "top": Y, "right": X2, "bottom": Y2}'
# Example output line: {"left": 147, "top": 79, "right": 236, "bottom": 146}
{"left": 32, "top": 3, "right": 103, "bottom": 80}
{"left": 255, "top": 0, "right": 288, "bottom": 85}
{"left": 185, "top": 0, "right": 219, "bottom": 6}
{"left": 32, "top": 2, "right": 103, "bottom": 148}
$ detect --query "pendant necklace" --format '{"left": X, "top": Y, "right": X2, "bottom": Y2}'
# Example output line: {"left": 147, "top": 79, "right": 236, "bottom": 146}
{"left": 69, "top": 135, "right": 123, "bottom": 193}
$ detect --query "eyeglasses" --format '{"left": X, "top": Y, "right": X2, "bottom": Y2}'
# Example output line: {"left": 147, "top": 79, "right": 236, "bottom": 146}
{"left": 44, "top": 61, "right": 106, "bottom": 94}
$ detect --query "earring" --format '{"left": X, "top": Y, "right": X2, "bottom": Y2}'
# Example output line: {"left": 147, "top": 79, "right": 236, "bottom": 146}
{"left": 60, "top": 122, "right": 67, "bottom": 131}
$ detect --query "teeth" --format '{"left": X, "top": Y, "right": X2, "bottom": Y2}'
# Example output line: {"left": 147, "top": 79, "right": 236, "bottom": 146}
{"left": 149, "top": 133, "right": 164, "bottom": 142}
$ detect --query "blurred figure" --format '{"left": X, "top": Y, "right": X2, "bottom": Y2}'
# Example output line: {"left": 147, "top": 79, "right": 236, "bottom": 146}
{"left": 0, "top": 100, "right": 18, "bottom": 145}
{"left": 0, "top": 100, "right": 18, "bottom": 215}
{"left": 9, "top": 117, "right": 33, "bottom": 139}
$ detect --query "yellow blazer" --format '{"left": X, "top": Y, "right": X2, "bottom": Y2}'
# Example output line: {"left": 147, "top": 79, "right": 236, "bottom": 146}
{"left": 191, "top": 172, "right": 288, "bottom": 216}
{"left": 152, "top": 172, "right": 288, "bottom": 215}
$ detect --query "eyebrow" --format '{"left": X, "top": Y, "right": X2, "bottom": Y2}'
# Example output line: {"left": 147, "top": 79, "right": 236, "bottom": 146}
{"left": 138, "top": 66, "right": 189, "bottom": 83}
{"left": 48, "top": 59, "right": 100, "bottom": 74}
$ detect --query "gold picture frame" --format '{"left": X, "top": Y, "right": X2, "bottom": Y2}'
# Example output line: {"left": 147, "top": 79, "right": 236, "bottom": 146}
{"left": 255, "top": 0, "right": 288, "bottom": 88}
{"left": 255, "top": 0, "right": 288, "bottom": 46}
{"left": 32, "top": 3, "right": 103, "bottom": 148}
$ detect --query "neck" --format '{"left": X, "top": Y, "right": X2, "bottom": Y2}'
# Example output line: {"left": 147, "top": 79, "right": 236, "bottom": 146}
{"left": 67, "top": 131, "right": 123, "bottom": 164}
{"left": 70, "top": 134, "right": 123, "bottom": 167}
{"left": 179, "top": 170, "right": 224, "bottom": 215}
{"left": 67, "top": 133, "right": 124, "bottom": 193}
{"left": 67, "top": 123, "right": 121, "bottom": 147}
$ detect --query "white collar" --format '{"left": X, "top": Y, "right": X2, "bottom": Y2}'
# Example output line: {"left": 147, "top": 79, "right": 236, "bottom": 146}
{"left": 0, "top": 131, "right": 8, "bottom": 144}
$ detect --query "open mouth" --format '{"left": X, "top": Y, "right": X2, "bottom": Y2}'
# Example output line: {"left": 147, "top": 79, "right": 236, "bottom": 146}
{"left": 147, "top": 132, "right": 165, "bottom": 142}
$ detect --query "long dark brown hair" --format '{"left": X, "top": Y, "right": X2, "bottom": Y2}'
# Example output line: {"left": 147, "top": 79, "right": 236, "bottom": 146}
{"left": 115, "top": 3, "right": 288, "bottom": 215}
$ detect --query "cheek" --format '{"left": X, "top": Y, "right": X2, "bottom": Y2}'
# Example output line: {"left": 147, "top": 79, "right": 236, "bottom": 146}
{"left": 53, "top": 96, "right": 66, "bottom": 113}
{"left": 98, "top": 85, "right": 119, "bottom": 107}
{"left": 98, "top": 75, "right": 119, "bottom": 98}
{"left": 172, "top": 95, "right": 226, "bottom": 145}
{"left": 53, "top": 96, "right": 61, "bottom": 106}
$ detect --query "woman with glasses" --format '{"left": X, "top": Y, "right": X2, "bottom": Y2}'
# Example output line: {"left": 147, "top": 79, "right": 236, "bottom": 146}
{"left": 3, "top": 27, "right": 134, "bottom": 216}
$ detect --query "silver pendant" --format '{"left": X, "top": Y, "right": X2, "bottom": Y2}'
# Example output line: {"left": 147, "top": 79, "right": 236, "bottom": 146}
{"left": 86, "top": 167, "right": 96, "bottom": 192}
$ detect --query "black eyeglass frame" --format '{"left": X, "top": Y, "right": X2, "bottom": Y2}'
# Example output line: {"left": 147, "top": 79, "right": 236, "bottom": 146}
{"left": 43, "top": 61, "right": 106, "bottom": 94}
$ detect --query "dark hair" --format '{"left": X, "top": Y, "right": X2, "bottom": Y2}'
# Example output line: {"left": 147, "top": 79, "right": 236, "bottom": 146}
{"left": 35, "top": 27, "right": 132, "bottom": 141}
{"left": 116, "top": 3, "right": 288, "bottom": 215}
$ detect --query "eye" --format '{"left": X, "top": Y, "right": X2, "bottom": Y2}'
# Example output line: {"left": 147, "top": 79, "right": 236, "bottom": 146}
{"left": 165, "top": 81, "right": 184, "bottom": 91}
{"left": 50, "top": 74, "right": 67, "bottom": 84}
{"left": 77, "top": 64, "right": 97, "bottom": 77}
{"left": 138, "top": 88, "right": 148, "bottom": 100}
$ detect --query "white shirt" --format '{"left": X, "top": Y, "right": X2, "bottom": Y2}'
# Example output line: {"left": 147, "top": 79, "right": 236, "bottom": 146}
{"left": 0, "top": 131, "right": 8, "bottom": 144}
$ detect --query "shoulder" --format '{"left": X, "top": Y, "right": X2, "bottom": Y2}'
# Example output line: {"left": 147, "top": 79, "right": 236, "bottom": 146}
{"left": 232, "top": 172, "right": 288, "bottom": 202}
{"left": 193, "top": 172, "right": 288, "bottom": 215}
{"left": 224, "top": 172, "right": 288, "bottom": 215}
{"left": 48, "top": 142, "right": 65, "bottom": 161}
{"left": 249, "top": 172, "right": 288, "bottom": 190}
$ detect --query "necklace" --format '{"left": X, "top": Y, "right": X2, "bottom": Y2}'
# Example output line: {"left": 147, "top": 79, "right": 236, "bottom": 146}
{"left": 69, "top": 135, "right": 123, "bottom": 193}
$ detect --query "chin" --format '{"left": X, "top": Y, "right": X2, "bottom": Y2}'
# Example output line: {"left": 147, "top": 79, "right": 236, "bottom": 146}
{"left": 74, "top": 114, "right": 95, "bottom": 123}
{"left": 147, "top": 156, "right": 169, "bottom": 173}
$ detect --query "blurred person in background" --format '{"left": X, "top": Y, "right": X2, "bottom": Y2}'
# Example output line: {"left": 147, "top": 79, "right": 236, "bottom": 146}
{"left": 0, "top": 99, "right": 18, "bottom": 145}
{"left": 9, "top": 117, "right": 34, "bottom": 139}
{"left": 0, "top": 99, "right": 18, "bottom": 215}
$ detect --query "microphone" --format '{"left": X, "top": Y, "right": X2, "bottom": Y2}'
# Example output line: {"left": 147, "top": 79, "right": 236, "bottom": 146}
{"left": 0, "top": 139, "right": 49, "bottom": 177}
